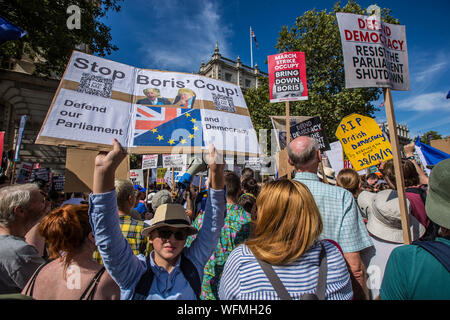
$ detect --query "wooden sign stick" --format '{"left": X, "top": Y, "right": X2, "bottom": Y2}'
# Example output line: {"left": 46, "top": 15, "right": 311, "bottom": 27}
{"left": 319, "top": 160, "right": 329, "bottom": 184}
{"left": 145, "top": 169, "right": 150, "bottom": 200}
{"left": 384, "top": 88, "right": 411, "bottom": 244}
{"left": 285, "top": 101, "right": 291, "bottom": 180}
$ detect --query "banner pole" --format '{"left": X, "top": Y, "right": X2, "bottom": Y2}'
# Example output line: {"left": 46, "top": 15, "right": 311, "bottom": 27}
{"left": 285, "top": 101, "right": 291, "bottom": 179}
{"left": 319, "top": 160, "right": 328, "bottom": 184}
{"left": 171, "top": 167, "right": 175, "bottom": 191}
{"left": 384, "top": 88, "right": 411, "bottom": 244}
{"left": 146, "top": 169, "right": 150, "bottom": 200}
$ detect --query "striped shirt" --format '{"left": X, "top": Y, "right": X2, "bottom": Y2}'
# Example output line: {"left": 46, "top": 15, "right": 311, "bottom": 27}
{"left": 218, "top": 240, "right": 353, "bottom": 300}
{"left": 294, "top": 172, "right": 373, "bottom": 253}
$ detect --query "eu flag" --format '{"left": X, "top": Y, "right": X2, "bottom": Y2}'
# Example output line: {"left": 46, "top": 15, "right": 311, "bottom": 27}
{"left": 0, "top": 15, "right": 27, "bottom": 45}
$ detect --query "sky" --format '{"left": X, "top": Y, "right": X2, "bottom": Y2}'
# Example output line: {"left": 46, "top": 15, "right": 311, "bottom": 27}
{"left": 100, "top": 0, "right": 450, "bottom": 138}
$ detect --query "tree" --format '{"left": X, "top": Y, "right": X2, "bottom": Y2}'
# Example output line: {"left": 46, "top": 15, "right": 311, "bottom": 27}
{"left": 0, "top": 0, "right": 122, "bottom": 78}
{"left": 245, "top": 0, "right": 399, "bottom": 143}
{"left": 420, "top": 130, "right": 442, "bottom": 145}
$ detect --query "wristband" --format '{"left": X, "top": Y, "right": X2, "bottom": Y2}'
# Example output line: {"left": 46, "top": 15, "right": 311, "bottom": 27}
{"left": 406, "top": 156, "right": 415, "bottom": 161}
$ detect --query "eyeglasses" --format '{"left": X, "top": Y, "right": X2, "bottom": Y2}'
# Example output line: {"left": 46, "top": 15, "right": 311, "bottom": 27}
{"left": 156, "top": 228, "right": 188, "bottom": 241}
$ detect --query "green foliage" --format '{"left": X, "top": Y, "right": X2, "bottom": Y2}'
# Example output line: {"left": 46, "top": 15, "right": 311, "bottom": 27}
{"left": 245, "top": 0, "right": 400, "bottom": 143}
{"left": 420, "top": 130, "right": 443, "bottom": 145}
{"left": 0, "top": 0, "right": 122, "bottom": 78}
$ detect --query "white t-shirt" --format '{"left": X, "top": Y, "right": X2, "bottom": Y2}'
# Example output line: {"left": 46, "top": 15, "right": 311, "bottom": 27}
{"left": 360, "top": 234, "right": 402, "bottom": 300}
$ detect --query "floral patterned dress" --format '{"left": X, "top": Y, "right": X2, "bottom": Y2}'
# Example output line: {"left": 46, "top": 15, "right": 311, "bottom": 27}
{"left": 186, "top": 203, "right": 252, "bottom": 300}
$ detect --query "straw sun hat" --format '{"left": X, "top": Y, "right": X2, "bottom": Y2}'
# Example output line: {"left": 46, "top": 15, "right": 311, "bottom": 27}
{"left": 142, "top": 203, "right": 197, "bottom": 238}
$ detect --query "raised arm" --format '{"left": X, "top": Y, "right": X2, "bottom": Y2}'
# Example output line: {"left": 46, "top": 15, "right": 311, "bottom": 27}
{"left": 89, "top": 139, "right": 145, "bottom": 291}
{"left": 403, "top": 142, "right": 429, "bottom": 186}
{"left": 184, "top": 145, "right": 226, "bottom": 275}
{"left": 93, "top": 139, "right": 127, "bottom": 194}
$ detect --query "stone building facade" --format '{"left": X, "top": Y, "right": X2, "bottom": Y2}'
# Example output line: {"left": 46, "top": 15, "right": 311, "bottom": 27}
{"left": 198, "top": 42, "right": 268, "bottom": 91}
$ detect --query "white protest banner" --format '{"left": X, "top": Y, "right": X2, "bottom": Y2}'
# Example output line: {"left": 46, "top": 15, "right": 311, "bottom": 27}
{"left": 142, "top": 154, "right": 158, "bottom": 169}
{"left": 246, "top": 157, "right": 262, "bottom": 171}
{"left": 36, "top": 51, "right": 260, "bottom": 156}
{"left": 163, "top": 154, "right": 187, "bottom": 168}
{"left": 164, "top": 169, "right": 185, "bottom": 189}
{"left": 324, "top": 141, "right": 344, "bottom": 175}
{"left": 268, "top": 52, "right": 308, "bottom": 103}
{"left": 130, "top": 169, "right": 144, "bottom": 187}
{"left": 336, "top": 12, "right": 409, "bottom": 90}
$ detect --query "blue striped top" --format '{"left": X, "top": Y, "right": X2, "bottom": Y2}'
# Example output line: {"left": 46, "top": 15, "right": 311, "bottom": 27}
{"left": 218, "top": 240, "right": 353, "bottom": 300}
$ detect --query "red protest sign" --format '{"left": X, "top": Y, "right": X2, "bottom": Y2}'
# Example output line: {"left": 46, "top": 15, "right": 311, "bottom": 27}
{"left": 268, "top": 52, "right": 308, "bottom": 103}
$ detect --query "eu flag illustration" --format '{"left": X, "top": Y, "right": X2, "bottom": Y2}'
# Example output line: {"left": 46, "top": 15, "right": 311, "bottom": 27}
{"left": 133, "top": 107, "right": 204, "bottom": 147}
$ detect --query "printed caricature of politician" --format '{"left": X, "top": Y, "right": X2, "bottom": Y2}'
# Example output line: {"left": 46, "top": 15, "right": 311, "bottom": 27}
{"left": 173, "top": 88, "right": 196, "bottom": 108}
{"left": 136, "top": 88, "right": 172, "bottom": 105}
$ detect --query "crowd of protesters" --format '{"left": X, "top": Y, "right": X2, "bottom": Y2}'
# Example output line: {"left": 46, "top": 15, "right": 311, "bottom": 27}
{"left": 0, "top": 137, "right": 449, "bottom": 300}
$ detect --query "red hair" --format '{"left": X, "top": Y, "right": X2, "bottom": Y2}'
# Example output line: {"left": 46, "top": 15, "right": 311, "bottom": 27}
{"left": 39, "top": 204, "right": 91, "bottom": 273}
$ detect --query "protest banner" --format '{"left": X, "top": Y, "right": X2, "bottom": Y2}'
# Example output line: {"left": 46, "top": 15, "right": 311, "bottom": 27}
{"left": 324, "top": 141, "right": 344, "bottom": 175}
{"left": 36, "top": 51, "right": 260, "bottom": 156}
{"left": 15, "top": 162, "right": 33, "bottom": 184}
{"left": 0, "top": 131, "right": 4, "bottom": 170}
{"left": 335, "top": 113, "right": 393, "bottom": 171}
{"left": 337, "top": 10, "right": 412, "bottom": 244}
{"left": 268, "top": 52, "right": 308, "bottom": 179}
{"left": 65, "top": 148, "right": 129, "bottom": 192}
{"left": 14, "top": 115, "right": 27, "bottom": 162}
{"left": 269, "top": 116, "right": 312, "bottom": 151}
{"left": 290, "top": 116, "right": 330, "bottom": 152}
{"left": 156, "top": 168, "right": 168, "bottom": 185}
{"left": 52, "top": 175, "right": 65, "bottom": 191}
{"left": 163, "top": 154, "right": 187, "bottom": 169}
{"left": 336, "top": 12, "right": 409, "bottom": 90}
{"left": 130, "top": 169, "right": 145, "bottom": 187}
{"left": 142, "top": 154, "right": 158, "bottom": 169}
{"left": 245, "top": 157, "right": 262, "bottom": 171}
{"left": 164, "top": 169, "right": 185, "bottom": 189}
{"left": 268, "top": 52, "right": 308, "bottom": 103}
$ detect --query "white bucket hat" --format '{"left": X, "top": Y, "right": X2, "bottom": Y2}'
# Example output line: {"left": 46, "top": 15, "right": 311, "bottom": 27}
{"left": 365, "top": 189, "right": 425, "bottom": 243}
{"left": 317, "top": 166, "right": 336, "bottom": 185}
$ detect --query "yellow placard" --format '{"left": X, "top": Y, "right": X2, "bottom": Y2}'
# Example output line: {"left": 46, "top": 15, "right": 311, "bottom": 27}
{"left": 335, "top": 113, "right": 393, "bottom": 171}
{"left": 156, "top": 168, "right": 168, "bottom": 185}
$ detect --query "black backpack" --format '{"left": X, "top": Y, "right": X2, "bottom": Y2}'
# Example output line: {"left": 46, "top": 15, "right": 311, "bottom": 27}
{"left": 132, "top": 253, "right": 201, "bottom": 300}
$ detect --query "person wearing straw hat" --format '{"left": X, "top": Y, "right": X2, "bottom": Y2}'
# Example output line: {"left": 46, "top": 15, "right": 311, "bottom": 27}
{"left": 288, "top": 136, "right": 373, "bottom": 300}
{"left": 88, "top": 139, "right": 225, "bottom": 300}
{"left": 379, "top": 159, "right": 450, "bottom": 300}
{"left": 357, "top": 189, "right": 425, "bottom": 299}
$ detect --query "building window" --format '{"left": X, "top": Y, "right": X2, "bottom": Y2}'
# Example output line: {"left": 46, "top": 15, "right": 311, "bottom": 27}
{"left": 225, "top": 73, "right": 232, "bottom": 82}
{"left": 245, "top": 79, "right": 251, "bottom": 87}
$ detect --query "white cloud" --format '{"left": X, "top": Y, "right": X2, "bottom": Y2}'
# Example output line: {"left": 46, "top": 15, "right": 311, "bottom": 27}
{"left": 135, "top": 0, "right": 233, "bottom": 72}
{"left": 409, "top": 51, "right": 449, "bottom": 92}
{"left": 396, "top": 91, "right": 450, "bottom": 111}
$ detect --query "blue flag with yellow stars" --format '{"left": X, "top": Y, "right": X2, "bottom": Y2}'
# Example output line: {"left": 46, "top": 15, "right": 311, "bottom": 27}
{"left": 133, "top": 108, "right": 204, "bottom": 147}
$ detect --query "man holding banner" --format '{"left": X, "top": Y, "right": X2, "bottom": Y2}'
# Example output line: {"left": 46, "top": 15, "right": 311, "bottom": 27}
{"left": 288, "top": 136, "right": 373, "bottom": 299}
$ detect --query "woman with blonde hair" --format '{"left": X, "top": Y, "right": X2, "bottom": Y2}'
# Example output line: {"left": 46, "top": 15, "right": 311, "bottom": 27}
{"left": 219, "top": 179, "right": 353, "bottom": 300}
{"left": 22, "top": 204, "right": 120, "bottom": 300}
{"left": 173, "top": 88, "right": 196, "bottom": 108}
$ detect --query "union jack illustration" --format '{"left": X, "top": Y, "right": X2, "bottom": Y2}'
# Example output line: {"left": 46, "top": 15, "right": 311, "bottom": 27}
{"left": 134, "top": 106, "right": 183, "bottom": 138}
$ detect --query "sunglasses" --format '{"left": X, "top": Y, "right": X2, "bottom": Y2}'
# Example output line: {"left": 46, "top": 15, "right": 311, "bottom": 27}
{"left": 156, "top": 228, "right": 188, "bottom": 241}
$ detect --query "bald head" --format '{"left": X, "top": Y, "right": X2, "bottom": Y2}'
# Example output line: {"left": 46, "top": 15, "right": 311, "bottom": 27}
{"left": 287, "top": 136, "right": 320, "bottom": 171}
